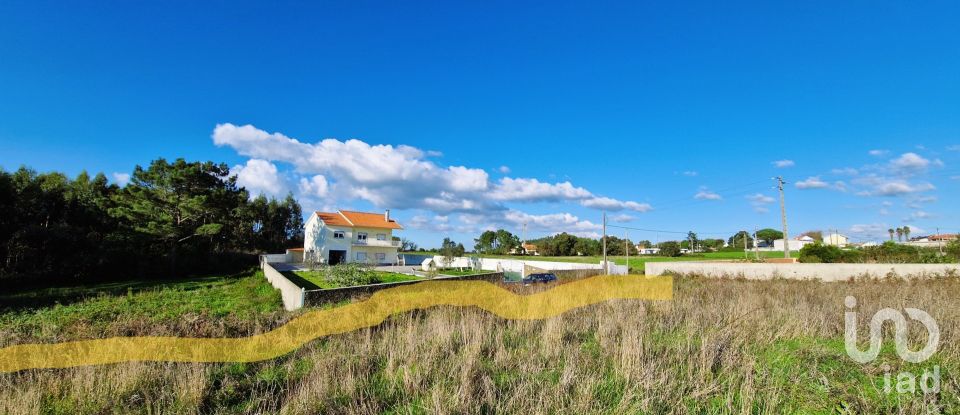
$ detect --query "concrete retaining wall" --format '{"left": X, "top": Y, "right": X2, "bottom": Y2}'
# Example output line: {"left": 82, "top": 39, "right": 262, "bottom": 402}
{"left": 260, "top": 256, "right": 305, "bottom": 311}
{"left": 644, "top": 261, "right": 960, "bottom": 281}
{"left": 303, "top": 272, "right": 504, "bottom": 307}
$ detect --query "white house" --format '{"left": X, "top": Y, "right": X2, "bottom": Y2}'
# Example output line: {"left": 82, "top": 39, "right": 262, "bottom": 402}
{"left": 303, "top": 209, "right": 403, "bottom": 265}
{"left": 638, "top": 247, "right": 660, "bottom": 255}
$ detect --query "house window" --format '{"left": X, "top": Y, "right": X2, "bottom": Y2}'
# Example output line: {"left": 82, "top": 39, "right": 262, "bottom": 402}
{"left": 375, "top": 253, "right": 386, "bottom": 262}
{"left": 357, "top": 232, "right": 367, "bottom": 241}
{"left": 333, "top": 231, "right": 344, "bottom": 239}
{"left": 356, "top": 252, "right": 367, "bottom": 261}
{"left": 377, "top": 234, "right": 386, "bottom": 241}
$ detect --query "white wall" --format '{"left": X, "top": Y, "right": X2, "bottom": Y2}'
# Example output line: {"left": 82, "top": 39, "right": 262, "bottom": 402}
{"left": 773, "top": 239, "right": 812, "bottom": 251}
{"left": 260, "top": 257, "right": 305, "bottom": 311}
{"left": 645, "top": 261, "right": 960, "bottom": 282}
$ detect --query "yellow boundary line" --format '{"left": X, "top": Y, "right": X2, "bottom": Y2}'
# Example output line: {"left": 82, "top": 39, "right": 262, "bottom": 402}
{"left": 0, "top": 275, "right": 672, "bottom": 372}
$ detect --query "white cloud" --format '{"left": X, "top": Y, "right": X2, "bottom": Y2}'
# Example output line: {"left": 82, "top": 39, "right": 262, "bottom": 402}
{"left": 298, "top": 175, "right": 329, "bottom": 198}
{"left": 868, "top": 149, "right": 889, "bottom": 157}
{"left": 682, "top": 171, "right": 698, "bottom": 177}
{"left": 848, "top": 223, "right": 890, "bottom": 240}
{"left": 610, "top": 214, "right": 635, "bottom": 223}
{"left": 580, "top": 197, "right": 653, "bottom": 212}
{"left": 746, "top": 193, "right": 775, "bottom": 213}
{"left": 864, "top": 179, "right": 935, "bottom": 197}
{"left": 498, "top": 165, "right": 511, "bottom": 174}
{"left": 772, "top": 160, "right": 795, "bottom": 168}
{"left": 213, "top": 123, "right": 651, "bottom": 217}
{"left": 502, "top": 210, "right": 601, "bottom": 233}
{"left": 795, "top": 176, "right": 829, "bottom": 189}
{"left": 232, "top": 159, "right": 288, "bottom": 197}
{"left": 214, "top": 123, "right": 657, "bottom": 241}
{"left": 746, "top": 193, "right": 775, "bottom": 204}
{"left": 910, "top": 210, "right": 933, "bottom": 220}
{"left": 831, "top": 167, "right": 859, "bottom": 176}
{"left": 694, "top": 188, "right": 722, "bottom": 200}
{"left": 111, "top": 172, "right": 130, "bottom": 187}
{"left": 947, "top": 145, "right": 960, "bottom": 152}
{"left": 490, "top": 178, "right": 592, "bottom": 202}
{"left": 890, "top": 152, "right": 932, "bottom": 172}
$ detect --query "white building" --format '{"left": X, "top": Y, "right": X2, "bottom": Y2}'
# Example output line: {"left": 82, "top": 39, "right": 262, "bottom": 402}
{"left": 772, "top": 235, "right": 815, "bottom": 251}
{"left": 303, "top": 209, "right": 403, "bottom": 265}
{"left": 823, "top": 232, "right": 849, "bottom": 247}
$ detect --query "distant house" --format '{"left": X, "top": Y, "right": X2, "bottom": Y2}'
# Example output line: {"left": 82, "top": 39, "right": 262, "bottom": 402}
{"left": 522, "top": 243, "right": 539, "bottom": 256}
{"left": 303, "top": 209, "right": 403, "bottom": 265}
{"left": 823, "top": 233, "right": 849, "bottom": 247}
{"left": 638, "top": 246, "right": 660, "bottom": 255}
{"left": 906, "top": 233, "right": 957, "bottom": 248}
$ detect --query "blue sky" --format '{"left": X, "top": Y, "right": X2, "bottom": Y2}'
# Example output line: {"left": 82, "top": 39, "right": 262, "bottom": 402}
{"left": 1, "top": 1, "right": 958, "bottom": 247}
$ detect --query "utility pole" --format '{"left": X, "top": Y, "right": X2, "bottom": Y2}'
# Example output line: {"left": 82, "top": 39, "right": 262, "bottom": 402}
{"left": 743, "top": 230, "right": 748, "bottom": 260}
{"left": 937, "top": 227, "right": 944, "bottom": 255}
{"left": 776, "top": 176, "right": 790, "bottom": 259}
{"left": 624, "top": 231, "right": 629, "bottom": 273}
{"left": 602, "top": 212, "right": 608, "bottom": 273}
{"left": 754, "top": 228, "right": 760, "bottom": 260}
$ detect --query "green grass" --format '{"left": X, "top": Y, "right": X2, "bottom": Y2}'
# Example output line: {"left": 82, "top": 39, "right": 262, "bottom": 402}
{"left": 289, "top": 270, "right": 422, "bottom": 289}
{"left": 0, "top": 269, "right": 282, "bottom": 345}
{"left": 436, "top": 269, "right": 486, "bottom": 276}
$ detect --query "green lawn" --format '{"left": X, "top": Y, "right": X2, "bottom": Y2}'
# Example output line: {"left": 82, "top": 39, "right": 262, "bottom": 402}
{"left": 0, "top": 269, "right": 282, "bottom": 346}
{"left": 437, "top": 269, "right": 487, "bottom": 276}
{"left": 288, "top": 270, "right": 422, "bottom": 289}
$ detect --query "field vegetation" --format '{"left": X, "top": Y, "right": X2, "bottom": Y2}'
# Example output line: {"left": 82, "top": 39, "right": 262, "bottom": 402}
{"left": 1, "top": 273, "right": 957, "bottom": 414}
{"left": 0, "top": 269, "right": 283, "bottom": 348}
{"left": 289, "top": 264, "right": 421, "bottom": 290}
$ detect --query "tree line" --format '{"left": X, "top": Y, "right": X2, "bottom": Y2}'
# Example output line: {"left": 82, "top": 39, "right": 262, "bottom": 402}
{"left": 461, "top": 228, "right": 790, "bottom": 257}
{"left": 0, "top": 158, "right": 304, "bottom": 287}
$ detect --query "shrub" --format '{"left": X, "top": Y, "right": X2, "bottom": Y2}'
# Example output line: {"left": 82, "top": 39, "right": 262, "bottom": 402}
{"left": 323, "top": 263, "right": 379, "bottom": 287}
{"left": 861, "top": 241, "right": 951, "bottom": 263}
{"left": 659, "top": 241, "right": 681, "bottom": 257}
{"left": 798, "top": 254, "right": 821, "bottom": 263}
{"left": 798, "top": 243, "right": 843, "bottom": 263}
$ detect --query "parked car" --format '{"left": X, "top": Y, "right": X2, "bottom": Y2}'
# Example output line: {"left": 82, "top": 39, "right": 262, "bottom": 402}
{"left": 522, "top": 273, "right": 558, "bottom": 284}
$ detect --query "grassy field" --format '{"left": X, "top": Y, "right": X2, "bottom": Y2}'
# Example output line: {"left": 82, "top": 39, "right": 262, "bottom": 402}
{"left": 288, "top": 270, "right": 422, "bottom": 289}
{"left": 0, "top": 269, "right": 284, "bottom": 348}
{"left": 1, "top": 272, "right": 957, "bottom": 413}
{"left": 436, "top": 269, "right": 488, "bottom": 276}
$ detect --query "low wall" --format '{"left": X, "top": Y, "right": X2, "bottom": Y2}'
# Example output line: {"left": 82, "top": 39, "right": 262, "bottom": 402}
{"left": 260, "top": 257, "right": 305, "bottom": 311}
{"left": 303, "top": 272, "right": 505, "bottom": 307}
{"left": 262, "top": 253, "right": 291, "bottom": 264}
{"left": 645, "top": 261, "right": 960, "bottom": 281}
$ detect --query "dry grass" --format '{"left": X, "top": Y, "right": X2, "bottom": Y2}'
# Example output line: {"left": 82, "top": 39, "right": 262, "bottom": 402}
{"left": 1, "top": 275, "right": 959, "bottom": 414}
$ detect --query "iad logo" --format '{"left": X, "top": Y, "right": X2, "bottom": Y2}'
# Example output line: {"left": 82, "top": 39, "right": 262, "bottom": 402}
{"left": 844, "top": 296, "right": 940, "bottom": 394}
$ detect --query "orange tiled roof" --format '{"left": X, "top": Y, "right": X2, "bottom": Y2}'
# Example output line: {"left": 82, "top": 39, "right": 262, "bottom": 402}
{"left": 340, "top": 210, "right": 403, "bottom": 229}
{"left": 315, "top": 211, "right": 352, "bottom": 227}
{"left": 315, "top": 210, "right": 403, "bottom": 229}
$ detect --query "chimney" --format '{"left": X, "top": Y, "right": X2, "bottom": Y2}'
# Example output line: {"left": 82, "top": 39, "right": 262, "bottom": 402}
{"left": 385, "top": 209, "right": 391, "bottom": 222}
